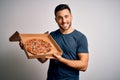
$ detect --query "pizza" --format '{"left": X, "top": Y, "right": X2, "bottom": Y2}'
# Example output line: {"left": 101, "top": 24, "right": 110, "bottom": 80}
{"left": 24, "top": 38, "right": 52, "bottom": 55}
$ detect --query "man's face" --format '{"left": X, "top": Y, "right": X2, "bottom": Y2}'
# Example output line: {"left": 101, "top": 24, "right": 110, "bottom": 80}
{"left": 55, "top": 9, "right": 72, "bottom": 31}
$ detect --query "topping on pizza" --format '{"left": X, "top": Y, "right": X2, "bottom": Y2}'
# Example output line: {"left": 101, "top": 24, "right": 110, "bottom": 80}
{"left": 25, "top": 39, "right": 52, "bottom": 55}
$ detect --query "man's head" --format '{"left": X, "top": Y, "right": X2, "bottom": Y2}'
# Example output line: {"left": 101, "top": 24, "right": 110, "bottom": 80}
{"left": 54, "top": 4, "right": 72, "bottom": 31}
{"left": 54, "top": 4, "right": 71, "bottom": 17}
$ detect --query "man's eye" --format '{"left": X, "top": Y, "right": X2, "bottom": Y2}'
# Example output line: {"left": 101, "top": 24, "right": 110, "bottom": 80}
{"left": 57, "top": 17, "right": 62, "bottom": 20}
{"left": 65, "top": 15, "right": 68, "bottom": 18}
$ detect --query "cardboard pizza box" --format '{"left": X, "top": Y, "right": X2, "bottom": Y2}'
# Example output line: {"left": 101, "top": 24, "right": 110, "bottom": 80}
{"left": 9, "top": 31, "right": 63, "bottom": 59}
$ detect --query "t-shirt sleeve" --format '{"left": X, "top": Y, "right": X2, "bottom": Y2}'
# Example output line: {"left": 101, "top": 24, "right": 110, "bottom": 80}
{"left": 76, "top": 35, "right": 89, "bottom": 53}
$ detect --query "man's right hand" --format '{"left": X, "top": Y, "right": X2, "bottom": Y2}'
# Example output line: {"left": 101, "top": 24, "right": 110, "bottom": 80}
{"left": 19, "top": 40, "right": 24, "bottom": 50}
{"left": 19, "top": 40, "right": 48, "bottom": 63}
{"left": 37, "top": 58, "right": 48, "bottom": 63}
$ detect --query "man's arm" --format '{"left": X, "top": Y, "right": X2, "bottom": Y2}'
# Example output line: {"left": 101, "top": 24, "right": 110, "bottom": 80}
{"left": 37, "top": 58, "right": 48, "bottom": 63}
{"left": 51, "top": 53, "right": 89, "bottom": 71}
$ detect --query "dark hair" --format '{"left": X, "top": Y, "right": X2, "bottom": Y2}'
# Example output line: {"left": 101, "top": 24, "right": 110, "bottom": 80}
{"left": 54, "top": 4, "right": 71, "bottom": 16}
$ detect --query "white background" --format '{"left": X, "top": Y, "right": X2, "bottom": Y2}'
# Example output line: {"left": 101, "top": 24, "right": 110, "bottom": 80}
{"left": 0, "top": 0, "right": 120, "bottom": 80}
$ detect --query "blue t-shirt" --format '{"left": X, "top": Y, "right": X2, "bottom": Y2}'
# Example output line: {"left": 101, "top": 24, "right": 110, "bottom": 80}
{"left": 47, "top": 29, "right": 88, "bottom": 80}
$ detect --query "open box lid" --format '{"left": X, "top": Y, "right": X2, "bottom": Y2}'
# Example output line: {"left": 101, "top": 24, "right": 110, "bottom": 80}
{"left": 9, "top": 31, "right": 63, "bottom": 59}
{"left": 9, "top": 31, "right": 21, "bottom": 41}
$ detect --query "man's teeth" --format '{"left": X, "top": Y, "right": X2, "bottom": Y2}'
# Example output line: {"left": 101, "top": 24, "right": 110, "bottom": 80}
{"left": 63, "top": 24, "right": 67, "bottom": 27}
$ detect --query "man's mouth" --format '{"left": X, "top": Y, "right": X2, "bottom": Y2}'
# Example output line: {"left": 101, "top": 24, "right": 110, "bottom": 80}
{"left": 62, "top": 23, "right": 68, "bottom": 28}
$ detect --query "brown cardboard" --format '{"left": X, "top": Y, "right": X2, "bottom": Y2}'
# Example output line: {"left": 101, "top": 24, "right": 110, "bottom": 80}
{"left": 9, "top": 31, "right": 63, "bottom": 59}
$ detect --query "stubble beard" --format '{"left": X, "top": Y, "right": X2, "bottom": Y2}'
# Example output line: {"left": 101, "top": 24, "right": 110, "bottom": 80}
{"left": 59, "top": 22, "right": 72, "bottom": 31}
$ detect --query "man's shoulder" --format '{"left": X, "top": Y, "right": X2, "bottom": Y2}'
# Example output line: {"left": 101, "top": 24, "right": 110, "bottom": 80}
{"left": 74, "top": 29, "right": 85, "bottom": 37}
{"left": 50, "top": 29, "right": 60, "bottom": 34}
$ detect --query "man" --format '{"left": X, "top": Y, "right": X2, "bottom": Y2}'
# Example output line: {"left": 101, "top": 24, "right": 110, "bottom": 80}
{"left": 20, "top": 4, "right": 89, "bottom": 80}
{"left": 38, "top": 4, "right": 89, "bottom": 80}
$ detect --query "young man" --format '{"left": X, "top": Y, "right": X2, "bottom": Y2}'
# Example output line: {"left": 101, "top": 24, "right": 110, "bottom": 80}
{"left": 38, "top": 4, "right": 89, "bottom": 80}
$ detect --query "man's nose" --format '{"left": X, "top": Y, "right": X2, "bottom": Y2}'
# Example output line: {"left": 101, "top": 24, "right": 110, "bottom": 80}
{"left": 62, "top": 17, "right": 66, "bottom": 23}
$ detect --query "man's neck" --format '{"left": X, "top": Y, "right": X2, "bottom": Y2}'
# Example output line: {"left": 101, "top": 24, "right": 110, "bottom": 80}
{"left": 60, "top": 27, "right": 74, "bottom": 34}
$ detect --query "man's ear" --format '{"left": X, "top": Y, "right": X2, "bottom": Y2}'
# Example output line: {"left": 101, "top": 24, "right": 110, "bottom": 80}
{"left": 71, "top": 14, "right": 73, "bottom": 20}
{"left": 55, "top": 17, "right": 57, "bottom": 22}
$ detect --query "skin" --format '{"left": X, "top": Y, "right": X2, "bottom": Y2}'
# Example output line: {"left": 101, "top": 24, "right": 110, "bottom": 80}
{"left": 38, "top": 9, "right": 89, "bottom": 71}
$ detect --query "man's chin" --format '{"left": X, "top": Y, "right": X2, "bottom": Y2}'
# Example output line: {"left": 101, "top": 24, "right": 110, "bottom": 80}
{"left": 61, "top": 27, "right": 69, "bottom": 31}
{"left": 60, "top": 26, "right": 70, "bottom": 30}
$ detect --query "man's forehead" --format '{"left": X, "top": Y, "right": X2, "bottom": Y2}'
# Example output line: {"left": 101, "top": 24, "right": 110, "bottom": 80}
{"left": 56, "top": 9, "right": 71, "bottom": 16}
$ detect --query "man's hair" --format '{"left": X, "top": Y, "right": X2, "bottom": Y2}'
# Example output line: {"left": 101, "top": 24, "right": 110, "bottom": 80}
{"left": 54, "top": 4, "right": 71, "bottom": 16}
